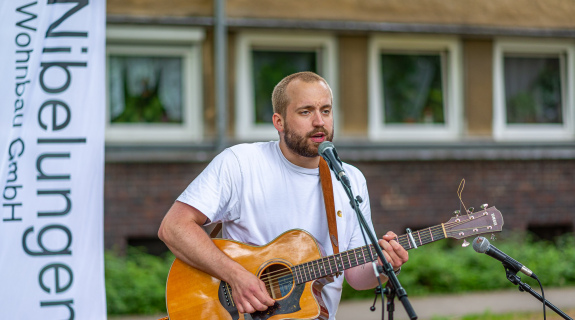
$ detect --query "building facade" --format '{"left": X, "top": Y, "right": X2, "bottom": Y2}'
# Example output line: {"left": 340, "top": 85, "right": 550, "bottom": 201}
{"left": 104, "top": 0, "right": 575, "bottom": 253}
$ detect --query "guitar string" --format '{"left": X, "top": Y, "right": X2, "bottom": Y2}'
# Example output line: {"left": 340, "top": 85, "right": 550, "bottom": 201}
{"left": 257, "top": 231, "right": 468, "bottom": 287}
{"left": 265, "top": 212, "right": 499, "bottom": 281}
{"left": 224, "top": 249, "right": 377, "bottom": 294}
{"left": 400, "top": 215, "right": 495, "bottom": 240}
{"left": 378, "top": 216, "right": 495, "bottom": 253}
{"left": 225, "top": 247, "right": 378, "bottom": 293}
{"left": 224, "top": 253, "right": 376, "bottom": 295}
{"left": 234, "top": 216, "right": 498, "bottom": 285}
{"left": 254, "top": 249, "right": 375, "bottom": 282}
{"left": 399, "top": 220, "right": 485, "bottom": 242}
{"left": 404, "top": 222, "right": 491, "bottom": 240}
{"left": 247, "top": 225, "right": 481, "bottom": 287}
{"left": 263, "top": 237, "right": 438, "bottom": 286}
{"left": 222, "top": 217, "right": 501, "bottom": 296}
{"left": 398, "top": 224, "right": 490, "bottom": 247}
{"left": 374, "top": 217, "right": 495, "bottom": 250}
{"left": 226, "top": 252, "right": 373, "bottom": 293}
{"left": 268, "top": 214, "right": 498, "bottom": 279}
{"left": 370, "top": 215, "right": 496, "bottom": 250}
{"left": 259, "top": 232, "right": 484, "bottom": 285}
{"left": 252, "top": 221, "right": 493, "bottom": 283}
{"left": 249, "top": 247, "right": 378, "bottom": 284}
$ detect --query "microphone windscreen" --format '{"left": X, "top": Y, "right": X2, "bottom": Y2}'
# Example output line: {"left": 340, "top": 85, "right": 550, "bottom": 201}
{"left": 472, "top": 236, "right": 490, "bottom": 253}
{"left": 318, "top": 141, "right": 334, "bottom": 156}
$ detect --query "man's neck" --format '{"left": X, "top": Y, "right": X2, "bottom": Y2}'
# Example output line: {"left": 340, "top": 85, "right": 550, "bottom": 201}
{"left": 278, "top": 140, "right": 320, "bottom": 169}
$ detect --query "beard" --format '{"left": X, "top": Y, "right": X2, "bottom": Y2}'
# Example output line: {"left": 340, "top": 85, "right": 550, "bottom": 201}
{"left": 284, "top": 123, "right": 334, "bottom": 158}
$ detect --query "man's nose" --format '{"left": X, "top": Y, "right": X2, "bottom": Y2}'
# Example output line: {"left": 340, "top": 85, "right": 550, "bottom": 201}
{"left": 312, "top": 111, "right": 325, "bottom": 126}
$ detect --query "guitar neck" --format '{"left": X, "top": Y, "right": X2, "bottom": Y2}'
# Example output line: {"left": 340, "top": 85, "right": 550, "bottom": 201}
{"left": 292, "top": 224, "right": 446, "bottom": 284}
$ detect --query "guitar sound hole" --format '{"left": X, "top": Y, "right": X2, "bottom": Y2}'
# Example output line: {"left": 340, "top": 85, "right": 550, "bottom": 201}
{"left": 259, "top": 264, "right": 293, "bottom": 300}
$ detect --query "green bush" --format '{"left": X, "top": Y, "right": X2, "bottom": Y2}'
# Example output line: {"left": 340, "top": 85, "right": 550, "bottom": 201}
{"left": 105, "top": 247, "right": 174, "bottom": 315}
{"left": 104, "top": 234, "right": 575, "bottom": 315}
{"left": 341, "top": 233, "right": 575, "bottom": 300}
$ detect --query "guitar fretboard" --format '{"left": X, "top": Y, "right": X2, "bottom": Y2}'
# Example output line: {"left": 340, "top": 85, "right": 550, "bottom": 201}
{"left": 292, "top": 224, "right": 446, "bottom": 284}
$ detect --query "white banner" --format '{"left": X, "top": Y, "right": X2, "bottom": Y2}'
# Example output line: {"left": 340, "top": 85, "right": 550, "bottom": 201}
{"left": 0, "top": 1, "right": 106, "bottom": 319}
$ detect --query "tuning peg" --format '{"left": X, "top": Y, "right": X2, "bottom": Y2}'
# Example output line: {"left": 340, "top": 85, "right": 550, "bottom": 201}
{"left": 467, "top": 207, "right": 474, "bottom": 213}
{"left": 462, "top": 239, "right": 470, "bottom": 247}
{"left": 453, "top": 210, "right": 460, "bottom": 217}
{"left": 491, "top": 234, "right": 496, "bottom": 240}
{"left": 480, "top": 203, "right": 488, "bottom": 210}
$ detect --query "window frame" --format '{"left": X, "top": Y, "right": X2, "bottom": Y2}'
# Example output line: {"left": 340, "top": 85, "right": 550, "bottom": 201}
{"left": 105, "top": 25, "right": 204, "bottom": 144}
{"left": 493, "top": 38, "right": 575, "bottom": 141}
{"left": 235, "top": 31, "right": 338, "bottom": 141}
{"left": 368, "top": 35, "right": 463, "bottom": 142}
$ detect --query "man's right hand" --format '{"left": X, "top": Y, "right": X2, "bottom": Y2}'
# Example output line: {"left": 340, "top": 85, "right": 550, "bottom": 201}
{"left": 228, "top": 268, "right": 276, "bottom": 314}
{"left": 158, "top": 202, "right": 275, "bottom": 314}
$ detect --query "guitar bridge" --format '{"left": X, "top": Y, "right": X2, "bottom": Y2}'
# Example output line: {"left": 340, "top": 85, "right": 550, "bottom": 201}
{"left": 218, "top": 280, "right": 305, "bottom": 320}
{"left": 218, "top": 281, "right": 239, "bottom": 320}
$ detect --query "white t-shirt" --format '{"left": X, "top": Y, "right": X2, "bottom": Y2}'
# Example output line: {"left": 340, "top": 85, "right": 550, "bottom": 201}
{"left": 177, "top": 141, "right": 376, "bottom": 319}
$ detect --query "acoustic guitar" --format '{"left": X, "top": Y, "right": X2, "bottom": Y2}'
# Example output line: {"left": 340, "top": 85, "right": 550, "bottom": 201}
{"left": 165, "top": 206, "right": 504, "bottom": 320}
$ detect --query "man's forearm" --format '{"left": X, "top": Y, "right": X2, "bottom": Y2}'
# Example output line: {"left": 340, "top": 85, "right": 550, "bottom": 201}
{"left": 158, "top": 201, "right": 245, "bottom": 284}
{"left": 345, "top": 262, "right": 387, "bottom": 291}
{"left": 158, "top": 201, "right": 275, "bottom": 313}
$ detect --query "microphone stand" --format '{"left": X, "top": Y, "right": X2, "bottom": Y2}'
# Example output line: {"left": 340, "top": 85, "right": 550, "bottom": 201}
{"left": 339, "top": 178, "right": 417, "bottom": 320}
{"left": 383, "top": 279, "right": 397, "bottom": 320}
{"left": 504, "top": 265, "right": 573, "bottom": 320}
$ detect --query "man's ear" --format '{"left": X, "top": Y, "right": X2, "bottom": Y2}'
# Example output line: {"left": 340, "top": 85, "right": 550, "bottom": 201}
{"left": 272, "top": 113, "right": 284, "bottom": 133}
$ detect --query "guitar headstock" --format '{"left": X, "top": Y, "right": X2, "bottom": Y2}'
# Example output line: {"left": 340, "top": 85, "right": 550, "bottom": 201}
{"left": 443, "top": 206, "right": 504, "bottom": 241}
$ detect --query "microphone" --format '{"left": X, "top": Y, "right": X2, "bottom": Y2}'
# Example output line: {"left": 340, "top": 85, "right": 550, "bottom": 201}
{"left": 472, "top": 236, "right": 537, "bottom": 279}
{"left": 318, "top": 141, "right": 350, "bottom": 187}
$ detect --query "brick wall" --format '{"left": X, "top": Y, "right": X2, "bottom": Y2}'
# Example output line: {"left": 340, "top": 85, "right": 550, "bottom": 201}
{"left": 104, "top": 159, "right": 575, "bottom": 252}
{"left": 104, "top": 162, "right": 206, "bottom": 252}
{"left": 356, "top": 160, "right": 575, "bottom": 239}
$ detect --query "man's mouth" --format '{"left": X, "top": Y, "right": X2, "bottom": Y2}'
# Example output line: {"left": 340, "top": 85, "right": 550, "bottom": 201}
{"left": 310, "top": 132, "right": 326, "bottom": 143}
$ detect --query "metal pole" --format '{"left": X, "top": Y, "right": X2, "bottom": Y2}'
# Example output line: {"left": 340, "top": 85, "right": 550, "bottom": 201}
{"left": 214, "top": 0, "right": 227, "bottom": 151}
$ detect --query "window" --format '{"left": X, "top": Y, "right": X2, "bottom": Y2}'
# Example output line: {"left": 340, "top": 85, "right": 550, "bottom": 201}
{"left": 235, "top": 32, "right": 337, "bottom": 141}
{"left": 493, "top": 39, "right": 574, "bottom": 141}
{"left": 368, "top": 35, "right": 463, "bottom": 141}
{"left": 106, "top": 25, "right": 204, "bottom": 144}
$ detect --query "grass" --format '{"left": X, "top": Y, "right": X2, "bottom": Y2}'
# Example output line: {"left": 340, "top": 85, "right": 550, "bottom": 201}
{"left": 431, "top": 308, "right": 575, "bottom": 320}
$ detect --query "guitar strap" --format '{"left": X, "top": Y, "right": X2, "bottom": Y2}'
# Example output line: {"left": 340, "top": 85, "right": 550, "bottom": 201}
{"left": 319, "top": 157, "right": 339, "bottom": 254}
{"left": 209, "top": 222, "right": 222, "bottom": 238}
{"left": 209, "top": 157, "right": 339, "bottom": 256}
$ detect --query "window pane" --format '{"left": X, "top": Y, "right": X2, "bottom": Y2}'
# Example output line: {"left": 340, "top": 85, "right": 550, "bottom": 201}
{"left": 504, "top": 56, "right": 563, "bottom": 124}
{"left": 108, "top": 56, "right": 183, "bottom": 124}
{"left": 252, "top": 50, "right": 317, "bottom": 124}
{"left": 381, "top": 53, "right": 445, "bottom": 124}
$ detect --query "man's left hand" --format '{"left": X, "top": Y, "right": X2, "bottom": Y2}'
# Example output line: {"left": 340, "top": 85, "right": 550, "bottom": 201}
{"left": 377, "top": 231, "right": 409, "bottom": 271}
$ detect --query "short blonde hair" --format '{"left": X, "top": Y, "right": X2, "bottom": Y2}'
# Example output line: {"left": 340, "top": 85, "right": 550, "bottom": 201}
{"left": 271, "top": 71, "right": 332, "bottom": 118}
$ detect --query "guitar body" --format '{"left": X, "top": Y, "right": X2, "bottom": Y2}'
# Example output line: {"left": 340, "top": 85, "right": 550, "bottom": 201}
{"left": 165, "top": 206, "right": 505, "bottom": 320}
{"left": 166, "top": 229, "right": 331, "bottom": 320}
